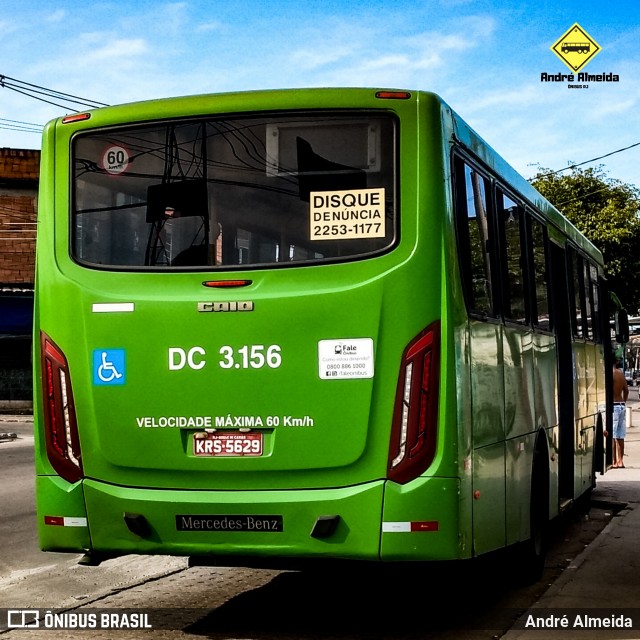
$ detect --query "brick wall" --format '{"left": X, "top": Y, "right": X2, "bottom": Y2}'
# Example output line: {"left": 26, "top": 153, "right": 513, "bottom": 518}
{"left": 0, "top": 148, "right": 40, "bottom": 284}
{"left": 0, "top": 149, "right": 39, "bottom": 406}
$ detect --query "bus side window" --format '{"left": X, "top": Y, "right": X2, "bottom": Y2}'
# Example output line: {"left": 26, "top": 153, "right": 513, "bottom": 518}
{"left": 497, "top": 189, "right": 526, "bottom": 324}
{"left": 582, "top": 260, "right": 595, "bottom": 341}
{"left": 454, "top": 158, "right": 495, "bottom": 317}
{"left": 529, "top": 217, "right": 551, "bottom": 331}
{"left": 588, "top": 263, "right": 601, "bottom": 343}
{"left": 568, "top": 249, "right": 585, "bottom": 339}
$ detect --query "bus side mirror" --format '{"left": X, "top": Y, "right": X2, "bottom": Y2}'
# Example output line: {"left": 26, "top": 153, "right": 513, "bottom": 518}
{"left": 615, "top": 308, "right": 629, "bottom": 344}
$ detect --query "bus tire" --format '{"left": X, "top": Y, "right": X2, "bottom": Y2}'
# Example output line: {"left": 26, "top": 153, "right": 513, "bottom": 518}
{"left": 516, "top": 440, "right": 549, "bottom": 584}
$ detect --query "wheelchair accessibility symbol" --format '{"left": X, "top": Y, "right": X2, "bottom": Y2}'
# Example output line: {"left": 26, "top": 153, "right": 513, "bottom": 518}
{"left": 93, "top": 349, "right": 126, "bottom": 385}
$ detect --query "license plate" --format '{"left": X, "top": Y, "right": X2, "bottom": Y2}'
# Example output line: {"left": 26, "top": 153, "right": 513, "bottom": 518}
{"left": 193, "top": 432, "right": 263, "bottom": 457}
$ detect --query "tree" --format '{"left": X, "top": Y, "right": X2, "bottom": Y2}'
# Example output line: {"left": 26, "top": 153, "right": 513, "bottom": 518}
{"left": 529, "top": 165, "right": 640, "bottom": 314}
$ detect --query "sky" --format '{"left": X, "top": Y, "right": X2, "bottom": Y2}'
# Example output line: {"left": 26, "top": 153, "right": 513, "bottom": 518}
{"left": 0, "top": 0, "right": 638, "bottom": 188}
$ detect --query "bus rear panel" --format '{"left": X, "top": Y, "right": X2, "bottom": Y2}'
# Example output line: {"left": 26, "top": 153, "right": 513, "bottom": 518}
{"left": 34, "top": 89, "right": 461, "bottom": 566}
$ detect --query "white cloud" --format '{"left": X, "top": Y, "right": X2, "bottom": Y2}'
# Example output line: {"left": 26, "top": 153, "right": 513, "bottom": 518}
{"left": 286, "top": 13, "right": 497, "bottom": 87}
{"left": 0, "top": 18, "right": 20, "bottom": 37}
{"left": 469, "top": 84, "right": 549, "bottom": 110}
{"left": 291, "top": 45, "right": 359, "bottom": 70}
{"left": 196, "top": 21, "right": 224, "bottom": 33}
{"left": 45, "top": 10, "right": 66, "bottom": 23}
{"left": 83, "top": 38, "right": 149, "bottom": 63}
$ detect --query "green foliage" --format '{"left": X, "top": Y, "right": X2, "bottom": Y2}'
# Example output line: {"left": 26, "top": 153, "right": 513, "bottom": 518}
{"left": 530, "top": 165, "right": 640, "bottom": 314}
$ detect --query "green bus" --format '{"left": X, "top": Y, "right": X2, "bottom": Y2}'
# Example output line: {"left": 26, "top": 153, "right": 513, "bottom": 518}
{"left": 33, "top": 88, "right": 620, "bottom": 578}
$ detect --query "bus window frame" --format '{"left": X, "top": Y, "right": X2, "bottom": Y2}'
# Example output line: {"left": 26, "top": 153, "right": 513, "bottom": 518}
{"left": 568, "top": 247, "right": 588, "bottom": 341}
{"left": 526, "top": 211, "right": 553, "bottom": 333}
{"left": 453, "top": 149, "right": 558, "bottom": 336}
{"left": 583, "top": 258, "right": 600, "bottom": 344}
{"left": 452, "top": 153, "right": 499, "bottom": 320}
{"left": 588, "top": 262, "right": 601, "bottom": 344}
{"left": 495, "top": 184, "right": 529, "bottom": 326}
{"left": 68, "top": 111, "right": 401, "bottom": 272}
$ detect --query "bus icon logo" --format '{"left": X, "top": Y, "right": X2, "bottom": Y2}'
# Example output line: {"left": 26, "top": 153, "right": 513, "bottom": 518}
{"left": 551, "top": 23, "right": 600, "bottom": 72}
{"left": 93, "top": 349, "right": 126, "bottom": 385}
{"left": 7, "top": 610, "right": 40, "bottom": 628}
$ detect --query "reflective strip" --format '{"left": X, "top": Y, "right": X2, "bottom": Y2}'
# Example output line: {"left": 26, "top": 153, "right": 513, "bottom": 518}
{"left": 63, "top": 517, "right": 88, "bottom": 527}
{"left": 382, "top": 522, "right": 411, "bottom": 532}
{"left": 382, "top": 521, "right": 439, "bottom": 532}
{"left": 92, "top": 303, "right": 135, "bottom": 313}
{"left": 44, "top": 516, "right": 87, "bottom": 527}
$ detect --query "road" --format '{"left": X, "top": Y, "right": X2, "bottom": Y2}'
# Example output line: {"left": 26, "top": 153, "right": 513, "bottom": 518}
{"left": 0, "top": 418, "right": 75, "bottom": 575}
{"left": 0, "top": 417, "right": 188, "bottom": 613}
{"left": 0, "top": 412, "right": 627, "bottom": 639}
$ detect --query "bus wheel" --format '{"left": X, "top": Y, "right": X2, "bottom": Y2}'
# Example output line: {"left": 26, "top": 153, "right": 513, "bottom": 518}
{"left": 516, "top": 447, "right": 549, "bottom": 584}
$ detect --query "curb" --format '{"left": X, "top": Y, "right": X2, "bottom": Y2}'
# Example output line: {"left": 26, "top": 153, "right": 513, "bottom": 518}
{"left": 0, "top": 415, "right": 32, "bottom": 423}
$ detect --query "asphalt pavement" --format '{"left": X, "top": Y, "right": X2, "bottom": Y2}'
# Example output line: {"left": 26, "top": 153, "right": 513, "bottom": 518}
{"left": 3, "top": 408, "right": 640, "bottom": 639}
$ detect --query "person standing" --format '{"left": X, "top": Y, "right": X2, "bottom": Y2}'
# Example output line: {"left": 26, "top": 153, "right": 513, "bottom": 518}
{"left": 612, "top": 359, "right": 630, "bottom": 468}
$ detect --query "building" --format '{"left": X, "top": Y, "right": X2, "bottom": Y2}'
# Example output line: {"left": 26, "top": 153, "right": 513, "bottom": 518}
{"left": 0, "top": 147, "right": 39, "bottom": 408}
{"left": 0, "top": 147, "right": 38, "bottom": 282}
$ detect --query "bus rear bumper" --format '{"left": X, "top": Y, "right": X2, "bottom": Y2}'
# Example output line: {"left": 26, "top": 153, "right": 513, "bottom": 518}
{"left": 81, "top": 479, "right": 385, "bottom": 561}
{"left": 36, "top": 475, "right": 464, "bottom": 563}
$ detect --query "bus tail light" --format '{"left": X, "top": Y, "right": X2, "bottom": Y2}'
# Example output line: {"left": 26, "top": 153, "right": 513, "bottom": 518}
{"left": 40, "top": 332, "right": 83, "bottom": 483}
{"left": 388, "top": 322, "right": 440, "bottom": 484}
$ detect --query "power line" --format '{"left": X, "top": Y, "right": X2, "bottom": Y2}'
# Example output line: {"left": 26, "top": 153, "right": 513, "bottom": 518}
{"left": 534, "top": 141, "right": 640, "bottom": 178}
{"left": 0, "top": 117, "right": 42, "bottom": 134}
{"left": 555, "top": 185, "right": 637, "bottom": 207}
{"left": 0, "top": 73, "right": 109, "bottom": 112}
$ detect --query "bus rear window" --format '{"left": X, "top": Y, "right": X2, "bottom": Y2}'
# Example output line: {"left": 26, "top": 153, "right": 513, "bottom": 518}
{"left": 72, "top": 113, "right": 397, "bottom": 269}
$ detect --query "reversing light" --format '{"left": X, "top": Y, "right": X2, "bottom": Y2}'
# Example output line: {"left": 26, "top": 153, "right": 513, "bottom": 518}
{"left": 388, "top": 321, "right": 440, "bottom": 484}
{"left": 40, "top": 332, "right": 82, "bottom": 483}
{"left": 61, "top": 113, "right": 91, "bottom": 124}
{"left": 202, "top": 280, "right": 253, "bottom": 288}
{"left": 375, "top": 91, "right": 411, "bottom": 100}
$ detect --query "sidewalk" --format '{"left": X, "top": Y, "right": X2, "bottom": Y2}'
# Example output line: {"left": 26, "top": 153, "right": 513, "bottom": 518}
{"left": 504, "top": 409, "right": 640, "bottom": 639}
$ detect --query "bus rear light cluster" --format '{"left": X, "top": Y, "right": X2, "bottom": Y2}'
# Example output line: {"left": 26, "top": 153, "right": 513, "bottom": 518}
{"left": 41, "top": 333, "right": 83, "bottom": 483}
{"left": 388, "top": 322, "right": 440, "bottom": 484}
